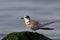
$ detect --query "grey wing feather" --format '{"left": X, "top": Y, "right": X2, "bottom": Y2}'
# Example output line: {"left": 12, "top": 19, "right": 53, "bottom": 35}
{"left": 44, "top": 21, "right": 55, "bottom": 25}
{"left": 39, "top": 21, "right": 55, "bottom": 30}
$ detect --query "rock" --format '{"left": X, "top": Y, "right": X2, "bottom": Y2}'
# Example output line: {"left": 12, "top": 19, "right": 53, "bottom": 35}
{"left": 2, "top": 31, "right": 52, "bottom": 40}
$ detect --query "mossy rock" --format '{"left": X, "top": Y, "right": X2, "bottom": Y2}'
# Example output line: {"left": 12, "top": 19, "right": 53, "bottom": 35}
{"left": 2, "top": 31, "right": 52, "bottom": 40}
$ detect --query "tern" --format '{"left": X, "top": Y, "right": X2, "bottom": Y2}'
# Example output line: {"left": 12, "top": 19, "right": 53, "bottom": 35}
{"left": 21, "top": 16, "right": 54, "bottom": 31}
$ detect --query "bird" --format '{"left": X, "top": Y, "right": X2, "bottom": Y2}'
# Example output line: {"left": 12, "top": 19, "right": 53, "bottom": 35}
{"left": 21, "top": 16, "right": 54, "bottom": 31}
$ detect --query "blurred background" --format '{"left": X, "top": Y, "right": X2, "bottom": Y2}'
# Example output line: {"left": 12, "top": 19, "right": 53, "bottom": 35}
{"left": 0, "top": 0, "right": 60, "bottom": 40}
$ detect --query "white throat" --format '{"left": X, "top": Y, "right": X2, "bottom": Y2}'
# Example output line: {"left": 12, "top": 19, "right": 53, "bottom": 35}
{"left": 24, "top": 18, "right": 30, "bottom": 23}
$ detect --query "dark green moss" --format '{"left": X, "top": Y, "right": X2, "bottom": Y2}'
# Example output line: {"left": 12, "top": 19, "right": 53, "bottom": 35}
{"left": 2, "top": 31, "right": 52, "bottom": 40}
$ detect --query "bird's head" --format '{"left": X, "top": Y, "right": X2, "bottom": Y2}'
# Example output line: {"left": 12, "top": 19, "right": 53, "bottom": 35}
{"left": 21, "top": 16, "right": 30, "bottom": 20}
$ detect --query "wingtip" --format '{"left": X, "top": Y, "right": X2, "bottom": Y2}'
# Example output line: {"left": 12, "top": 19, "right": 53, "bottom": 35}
{"left": 40, "top": 28, "right": 54, "bottom": 30}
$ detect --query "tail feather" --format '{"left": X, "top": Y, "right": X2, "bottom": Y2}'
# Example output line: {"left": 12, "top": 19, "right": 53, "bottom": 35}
{"left": 39, "top": 21, "right": 55, "bottom": 30}
{"left": 40, "top": 28, "right": 54, "bottom": 30}
{"left": 44, "top": 21, "right": 55, "bottom": 25}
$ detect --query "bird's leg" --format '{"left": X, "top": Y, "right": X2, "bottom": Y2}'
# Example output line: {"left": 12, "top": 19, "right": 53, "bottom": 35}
{"left": 31, "top": 30, "right": 36, "bottom": 32}
{"left": 31, "top": 30, "right": 34, "bottom": 32}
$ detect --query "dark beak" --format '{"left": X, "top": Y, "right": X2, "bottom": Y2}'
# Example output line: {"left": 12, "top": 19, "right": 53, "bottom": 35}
{"left": 21, "top": 18, "right": 24, "bottom": 19}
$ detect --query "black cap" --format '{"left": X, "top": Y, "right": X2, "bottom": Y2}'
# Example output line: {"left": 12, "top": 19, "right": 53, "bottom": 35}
{"left": 25, "top": 16, "right": 30, "bottom": 19}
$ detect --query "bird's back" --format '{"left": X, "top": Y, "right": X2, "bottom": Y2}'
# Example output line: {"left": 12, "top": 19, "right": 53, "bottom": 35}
{"left": 26, "top": 19, "right": 44, "bottom": 30}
